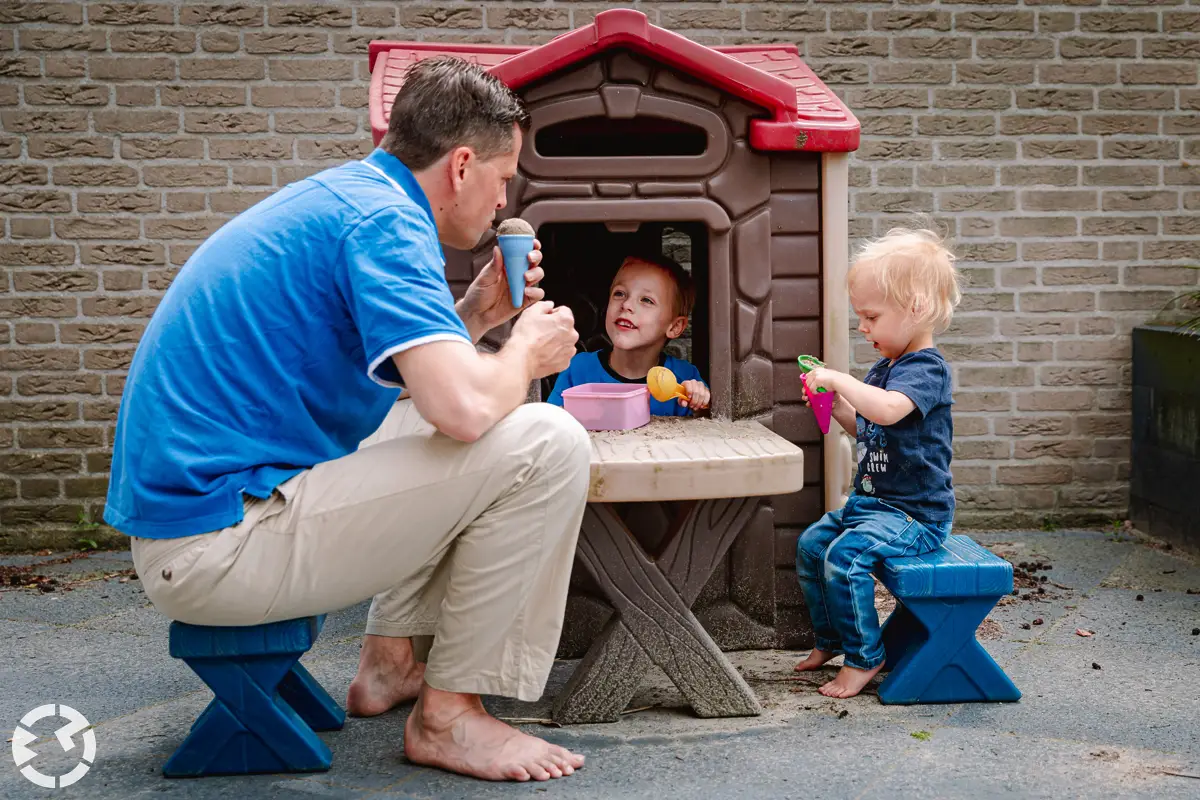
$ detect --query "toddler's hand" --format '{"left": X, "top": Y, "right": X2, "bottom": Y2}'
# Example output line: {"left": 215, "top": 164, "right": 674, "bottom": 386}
{"left": 679, "top": 380, "right": 710, "bottom": 411}
{"left": 803, "top": 366, "right": 840, "bottom": 394}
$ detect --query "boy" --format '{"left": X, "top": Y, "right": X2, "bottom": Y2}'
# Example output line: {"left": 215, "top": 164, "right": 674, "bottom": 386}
{"left": 794, "top": 227, "right": 961, "bottom": 699}
{"left": 548, "top": 254, "right": 710, "bottom": 415}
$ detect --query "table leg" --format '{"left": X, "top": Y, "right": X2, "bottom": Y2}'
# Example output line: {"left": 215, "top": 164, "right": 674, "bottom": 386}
{"left": 553, "top": 499, "right": 762, "bottom": 723}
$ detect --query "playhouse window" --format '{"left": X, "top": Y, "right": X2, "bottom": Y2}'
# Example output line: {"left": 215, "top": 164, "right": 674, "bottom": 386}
{"left": 535, "top": 116, "right": 708, "bottom": 158}
{"left": 536, "top": 221, "right": 709, "bottom": 399}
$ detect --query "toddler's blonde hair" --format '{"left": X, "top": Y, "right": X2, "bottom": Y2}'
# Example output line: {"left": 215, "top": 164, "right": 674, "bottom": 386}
{"left": 849, "top": 226, "right": 962, "bottom": 333}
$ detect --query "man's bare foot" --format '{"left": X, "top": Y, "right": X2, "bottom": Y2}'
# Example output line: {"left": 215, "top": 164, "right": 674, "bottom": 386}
{"left": 347, "top": 635, "right": 426, "bottom": 717}
{"left": 404, "top": 686, "right": 584, "bottom": 782}
{"left": 794, "top": 648, "right": 839, "bottom": 672}
{"left": 819, "top": 663, "right": 884, "bottom": 698}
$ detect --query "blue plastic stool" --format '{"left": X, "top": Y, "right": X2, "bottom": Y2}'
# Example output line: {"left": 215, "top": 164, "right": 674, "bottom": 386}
{"left": 875, "top": 535, "right": 1021, "bottom": 704}
{"left": 164, "top": 615, "right": 346, "bottom": 777}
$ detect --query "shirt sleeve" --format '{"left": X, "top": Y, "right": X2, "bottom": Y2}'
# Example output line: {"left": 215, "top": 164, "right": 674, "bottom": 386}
{"left": 546, "top": 360, "right": 577, "bottom": 406}
{"left": 671, "top": 358, "right": 706, "bottom": 386}
{"left": 885, "top": 351, "right": 950, "bottom": 418}
{"left": 340, "top": 205, "right": 471, "bottom": 387}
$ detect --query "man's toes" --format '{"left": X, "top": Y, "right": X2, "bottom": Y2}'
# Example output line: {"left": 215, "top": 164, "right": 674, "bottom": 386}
{"left": 508, "top": 764, "right": 533, "bottom": 781}
{"left": 540, "top": 759, "right": 563, "bottom": 778}
{"left": 555, "top": 747, "right": 584, "bottom": 768}
{"left": 527, "top": 763, "right": 552, "bottom": 781}
{"left": 550, "top": 751, "right": 576, "bottom": 773}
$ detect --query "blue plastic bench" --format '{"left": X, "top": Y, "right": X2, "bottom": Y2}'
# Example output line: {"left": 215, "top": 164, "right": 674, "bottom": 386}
{"left": 164, "top": 615, "right": 346, "bottom": 777}
{"left": 875, "top": 535, "right": 1021, "bottom": 704}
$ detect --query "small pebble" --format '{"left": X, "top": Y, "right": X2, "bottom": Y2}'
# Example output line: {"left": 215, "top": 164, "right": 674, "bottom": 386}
{"left": 1011, "top": 589, "right": 1019, "bottom": 596}
{"left": 1032, "top": 617, "right": 1044, "bottom": 625}
{"left": 1136, "top": 594, "right": 1144, "bottom": 601}
{"left": 837, "top": 709, "right": 849, "bottom": 719}
{"left": 1020, "top": 623, "right": 1031, "bottom": 630}
{"left": 1092, "top": 663, "right": 1102, "bottom": 670}
{"left": 1192, "top": 628, "right": 1199, "bottom": 636}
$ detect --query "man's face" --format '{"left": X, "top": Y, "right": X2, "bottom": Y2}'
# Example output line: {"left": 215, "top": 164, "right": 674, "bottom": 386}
{"left": 605, "top": 260, "right": 687, "bottom": 353}
{"left": 445, "top": 126, "right": 521, "bottom": 250}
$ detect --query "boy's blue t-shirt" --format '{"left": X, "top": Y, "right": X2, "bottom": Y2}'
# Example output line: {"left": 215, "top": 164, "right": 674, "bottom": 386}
{"left": 853, "top": 348, "right": 955, "bottom": 524}
{"left": 104, "top": 149, "right": 471, "bottom": 539}
{"left": 547, "top": 350, "right": 703, "bottom": 417}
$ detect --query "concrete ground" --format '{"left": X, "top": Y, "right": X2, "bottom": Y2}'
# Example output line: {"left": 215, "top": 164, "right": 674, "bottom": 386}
{"left": 1, "top": 529, "right": 1197, "bottom": 800}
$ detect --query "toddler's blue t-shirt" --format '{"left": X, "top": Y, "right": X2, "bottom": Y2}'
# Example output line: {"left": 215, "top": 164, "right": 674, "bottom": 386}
{"left": 853, "top": 348, "right": 955, "bottom": 524}
{"left": 547, "top": 350, "right": 703, "bottom": 417}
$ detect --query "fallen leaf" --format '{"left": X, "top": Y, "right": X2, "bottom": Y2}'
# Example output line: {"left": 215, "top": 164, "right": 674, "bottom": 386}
{"left": 1075, "top": 628, "right": 1094, "bottom": 637}
{"left": 911, "top": 731, "right": 932, "bottom": 741}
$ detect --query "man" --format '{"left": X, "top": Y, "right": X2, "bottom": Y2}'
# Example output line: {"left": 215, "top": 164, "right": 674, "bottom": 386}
{"left": 105, "top": 57, "right": 588, "bottom": 782}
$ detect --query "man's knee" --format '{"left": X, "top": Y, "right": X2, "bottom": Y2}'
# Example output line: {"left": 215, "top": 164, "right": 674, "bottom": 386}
{"left": 497, "top": 402, "right": 590, "bottom": 477}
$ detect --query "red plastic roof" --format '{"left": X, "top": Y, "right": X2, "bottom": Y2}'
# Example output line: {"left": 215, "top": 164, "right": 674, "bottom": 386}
{"left": 369, "top": 9, "right": 858, "bottom": 153}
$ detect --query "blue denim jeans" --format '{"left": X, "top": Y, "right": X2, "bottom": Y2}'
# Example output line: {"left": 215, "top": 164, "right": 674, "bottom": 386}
{"left": 795, "top": 494, "right": 951, "bottom": 670}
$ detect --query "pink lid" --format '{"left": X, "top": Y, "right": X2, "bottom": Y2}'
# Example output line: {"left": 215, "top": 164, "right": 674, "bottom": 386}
{"left": 561, "top": 383, "right": 648, "bottom": 400}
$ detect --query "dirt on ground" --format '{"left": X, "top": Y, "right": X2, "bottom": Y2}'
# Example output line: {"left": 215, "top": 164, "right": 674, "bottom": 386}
{"left": 0, "top": 550, "right": 136, "bottom": 594}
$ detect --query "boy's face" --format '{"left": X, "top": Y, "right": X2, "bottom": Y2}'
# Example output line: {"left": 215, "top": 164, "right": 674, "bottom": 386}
{"left": 850, "top": 267, "right": 916, "bottom": 361}
{"left": 605, "top": 260, "right": 688, "bottom": 353}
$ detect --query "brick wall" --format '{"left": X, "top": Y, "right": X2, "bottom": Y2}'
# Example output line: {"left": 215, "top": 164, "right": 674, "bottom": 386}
{"left": 1, "top": 1, "right": 1198, "bottom": 544}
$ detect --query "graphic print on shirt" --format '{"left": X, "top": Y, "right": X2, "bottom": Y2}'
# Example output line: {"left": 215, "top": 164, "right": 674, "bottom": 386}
{"left": 856, "top": 415, "right": 889, "bottom": 495}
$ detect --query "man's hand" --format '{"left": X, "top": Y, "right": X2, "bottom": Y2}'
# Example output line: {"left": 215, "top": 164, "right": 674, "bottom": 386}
{"left": 679, "top": 380, "right": 710, "bottom": 411}
{"left": 457, "top": 240, "right": 545, "bottom": 342}
{"left": 509, "top": 301, "right": 578, "bottom": 379}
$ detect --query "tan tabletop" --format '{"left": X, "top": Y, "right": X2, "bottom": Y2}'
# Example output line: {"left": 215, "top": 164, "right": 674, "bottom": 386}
{"left": 586, "top": 417, "right": 805, "bottom": 503}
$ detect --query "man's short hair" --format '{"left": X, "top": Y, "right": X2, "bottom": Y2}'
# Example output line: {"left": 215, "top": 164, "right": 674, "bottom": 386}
{"left": 617, "top": 253, "right": 696, "bottom": 319}
{"left": 381, "top": 56, "right": 531, "bottom": 171}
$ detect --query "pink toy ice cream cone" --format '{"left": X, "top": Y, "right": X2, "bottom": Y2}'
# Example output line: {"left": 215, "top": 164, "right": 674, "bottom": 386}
{"left": 802, "top": 374, "right": 836, "bottom": 435}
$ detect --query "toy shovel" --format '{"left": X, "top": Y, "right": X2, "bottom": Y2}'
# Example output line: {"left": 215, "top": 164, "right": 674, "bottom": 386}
{"left": 647, "top": 366, "right": 689, "bottom": 404}
{"left": 797, "top": 355, "right": 836, "bottom": 435}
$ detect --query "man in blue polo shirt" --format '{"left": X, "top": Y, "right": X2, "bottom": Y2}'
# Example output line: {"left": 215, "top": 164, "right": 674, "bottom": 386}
{"left": 107, "top": 58, "right": 587, "bottom": 782}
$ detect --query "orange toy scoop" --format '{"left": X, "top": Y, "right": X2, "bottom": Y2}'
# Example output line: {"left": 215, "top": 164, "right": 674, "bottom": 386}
{"left": 647, "top": 366, "right": 689, "bottom": 403}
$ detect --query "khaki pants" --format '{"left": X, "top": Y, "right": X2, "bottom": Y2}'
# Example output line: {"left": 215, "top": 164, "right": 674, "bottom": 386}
{"left": 131, "top": 401, "right": 591, "bottom": 702}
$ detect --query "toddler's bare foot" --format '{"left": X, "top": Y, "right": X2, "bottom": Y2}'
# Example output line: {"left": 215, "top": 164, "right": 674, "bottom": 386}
{"left": 404, "top": 687, "right": 584, "bottom": 782}
{"left": 347, "top": 635, "right": 426, "bottom": 717}
{"left": 819, "top": 663, "right": 884, "bottom": 698}
{"left": 794, "top": 648, "right": 839, "bottom": 672}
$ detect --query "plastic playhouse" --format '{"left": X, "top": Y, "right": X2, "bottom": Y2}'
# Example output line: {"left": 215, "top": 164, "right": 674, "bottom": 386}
{"left": 369, "top": 9, "right": 860, "bottom": 651}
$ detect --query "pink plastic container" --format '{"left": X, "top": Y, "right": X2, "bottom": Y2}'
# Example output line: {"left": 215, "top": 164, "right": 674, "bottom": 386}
{"left": 561, "top": 383, "right": 650, "bottom": 431}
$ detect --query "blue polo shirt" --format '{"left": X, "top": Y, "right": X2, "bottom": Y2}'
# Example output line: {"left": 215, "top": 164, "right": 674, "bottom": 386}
{"left": 105, "top": 149, "right": 471, "bottom": 539}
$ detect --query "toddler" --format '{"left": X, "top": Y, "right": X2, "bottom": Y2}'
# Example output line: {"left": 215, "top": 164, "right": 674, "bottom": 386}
{"left": 794, "top": 227, "right": 962, "bottom": 698}
{"left": 548, "top": 254, "right": 710, "bottom": 414}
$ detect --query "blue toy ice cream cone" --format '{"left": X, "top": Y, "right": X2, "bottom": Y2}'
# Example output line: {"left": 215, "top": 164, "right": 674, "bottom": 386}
{"left": 496, "top": 218, "right": 535, "bottom": 308}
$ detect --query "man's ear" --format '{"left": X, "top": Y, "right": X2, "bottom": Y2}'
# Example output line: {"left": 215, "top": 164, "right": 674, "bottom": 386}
{"left": 665, "top": 315, "right": 688, "bottom": 340}
{"left": 447, "top": 146, "right": 473, "bottom": 192}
